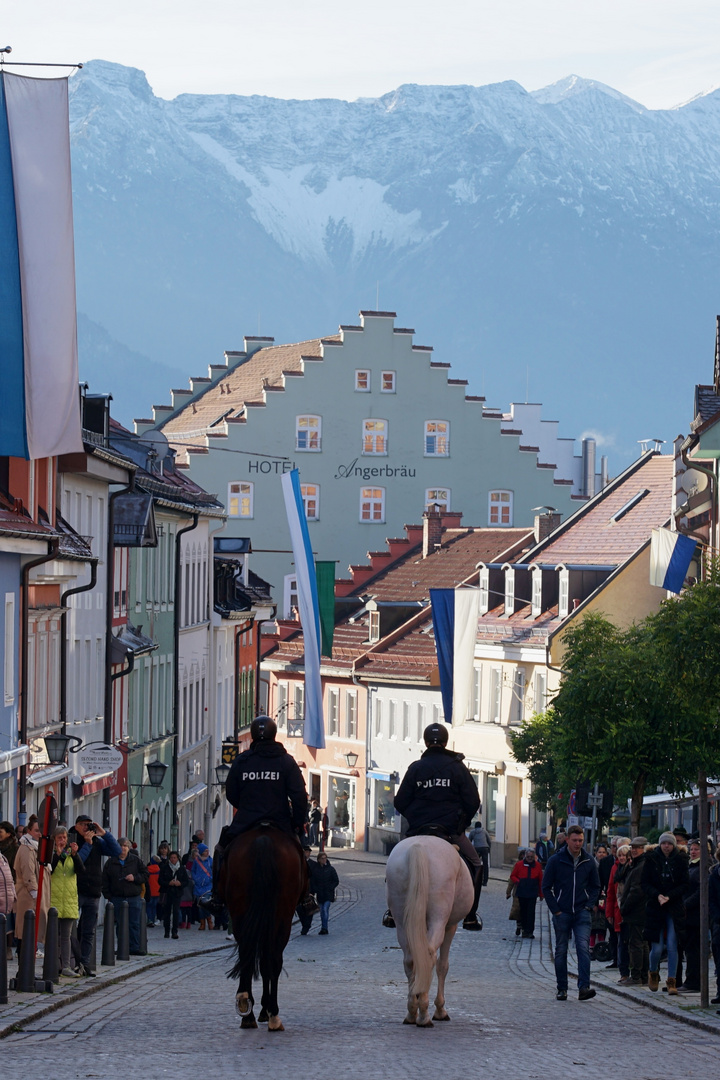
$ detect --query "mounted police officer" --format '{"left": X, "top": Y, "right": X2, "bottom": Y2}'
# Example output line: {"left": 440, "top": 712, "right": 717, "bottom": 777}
{"left": 384, "top": 722, "right": 482, "bottom": 931}
{"left": 212, "top": 716, "right": 310, "bottom": 902}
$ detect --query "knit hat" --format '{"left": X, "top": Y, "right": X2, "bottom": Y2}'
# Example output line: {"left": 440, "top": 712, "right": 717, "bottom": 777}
{"left": 539, "top": 830, "right": 547, "bottom": 839}
{"left": 630, "top": 836, "right": 648, "bottom": 848}
{"left": 658, "top": 832, "right": 677, "bottom": 847}
{"left": 197, "top": 843, "right": 209, "bottom": 854}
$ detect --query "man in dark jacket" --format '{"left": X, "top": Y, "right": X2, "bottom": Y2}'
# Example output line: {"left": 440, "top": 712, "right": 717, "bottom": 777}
{"left": 618, "top": 836, "right": 650, "bottom": 985}
{"left": 542, "top": 824, "right": 601, "bottom": 1000}
{"left": 392, "top": 722, "right": 481, "bottom": 931}
{"left": 101, "top": 837, "right": 149, "bottom": 955}
{"left": 214, "top": 716, "right": 309, "bottom": 901}
{"left": 74, "top": 815, "right": 121, "bottom": 976}
{"left": 709, "top": 849, "right": 720, "bottom": 1005}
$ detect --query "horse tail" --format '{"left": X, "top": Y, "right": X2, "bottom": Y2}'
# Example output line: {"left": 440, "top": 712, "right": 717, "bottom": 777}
{"left": 403, "top": 843, "right": 434, "bottom": 998}
{"left": 228, "top": 834, "right": 278, "bottom": 981}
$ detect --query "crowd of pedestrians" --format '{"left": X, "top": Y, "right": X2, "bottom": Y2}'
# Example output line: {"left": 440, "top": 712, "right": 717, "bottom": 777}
{"left": 533, "top": 823, "right": 720, "bottom": 1004}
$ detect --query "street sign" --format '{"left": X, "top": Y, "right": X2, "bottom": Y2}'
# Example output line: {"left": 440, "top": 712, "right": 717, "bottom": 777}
{"left": 567, "top": 814, "right": 579, "bottom": 827}
{"left": 77, "top": 743, "right": 124, "bottom": 775}
{"left": 568, "top": 789, "right": 577, "bottom": 816}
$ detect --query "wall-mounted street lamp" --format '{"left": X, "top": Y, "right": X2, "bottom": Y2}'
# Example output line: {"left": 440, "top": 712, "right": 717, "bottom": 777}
{"left": 345, "top": 751, "right": 359, "bottom": 769}
{"left": 214, "top": 761, "right": 231, "bottom": 788}
{"left": 43, "top": 732, "right": 82, "bottom": 765}
{"left": 130, "top": 759, "right": 168, "bottom": 792}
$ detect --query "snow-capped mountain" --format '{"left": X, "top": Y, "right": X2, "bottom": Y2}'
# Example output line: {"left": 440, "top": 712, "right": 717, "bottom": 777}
{"left": 70, "top": 62, "right": 720, "bottom": 457}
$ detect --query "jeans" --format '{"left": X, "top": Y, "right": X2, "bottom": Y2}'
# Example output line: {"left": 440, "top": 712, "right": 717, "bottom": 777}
{"left": 319, "top": 901, "right": 331, "bottom": 931}
{"left": 649, "top": 913, "right": 678, "bottom": 979}
{"left": 76, "top": 894, "right": 101, "bottom": 970}
{"left": 309, "top": 823, "right": 320, "bottom": 846}
{"left": 146, "top": 896, "right": 158, "bottom": 924}
{"left": 552, "top": 908, "right": 592, "bottom": 991}
{"left": 111, "top": 895, "right": 144, "bottom": 954}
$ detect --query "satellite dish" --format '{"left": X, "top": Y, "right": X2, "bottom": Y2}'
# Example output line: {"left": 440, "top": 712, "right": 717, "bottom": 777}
{"left": 143, "top": 429, "right": 169, "bottom": 459}
{"left": 680, "top": 468, "right": 708, "bottom": 495}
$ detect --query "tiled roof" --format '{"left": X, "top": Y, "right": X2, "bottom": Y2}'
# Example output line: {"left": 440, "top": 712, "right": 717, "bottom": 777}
{"left": 521, "top": 454, "right": 672, "bottom": 567}
{"left": 692, "top": 385, "right": 720, "bottom": 432}
{"left": 160, "top": 338, "right": 338, "bottom": 443}
{"left": 348, "top": 528, "right": 534, "bottom": 602}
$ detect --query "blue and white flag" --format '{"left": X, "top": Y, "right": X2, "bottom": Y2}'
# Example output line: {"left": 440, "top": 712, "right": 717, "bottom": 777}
{"left": 281, "top": 469, "right": 325, "bottom": 749}
{"left": 649, "top": 528, "right": 697, "bottom": 593}
{"left": 0, "top": 72, "right": 82, "bottom": 460}
{"left": 430, "top": 588, "right": 480, "bottom": 725}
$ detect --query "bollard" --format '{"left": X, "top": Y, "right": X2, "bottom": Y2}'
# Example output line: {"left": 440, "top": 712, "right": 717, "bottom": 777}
{"left": 0, "top": 913, "right": 7, "bottom": 1004}
{"left": 101, "top": 902, "right": 116, "bottom": 967}
{"left": 14, "top": 909, "right": 38, "bottom": 992}
{"left": 43, "top": 907, "right": 60, "bottom": 983}
{"left": 116, "top": 901, "right": 130, "bottom": 961}
{"left": 138, "top": 898, "right": 147, "bottom": 956}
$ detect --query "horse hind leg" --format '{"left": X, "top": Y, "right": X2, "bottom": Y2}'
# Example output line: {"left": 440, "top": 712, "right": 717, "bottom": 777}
{"left": 261, "top": 945, "right": 284, "bottom": 1032}
{"left": 401, "top": 945, "right": 418, "bottom": 1025}
{"left": 236, "top": 989, "right": 258, "bottom": 1029}
{"left": 432, "top": 926, "right": 456, "bottom": 1022}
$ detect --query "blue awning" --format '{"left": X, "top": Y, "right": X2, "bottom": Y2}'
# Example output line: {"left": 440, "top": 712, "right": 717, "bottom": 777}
{"left": 368, "top": 770, "right": 393, "bottom": 782}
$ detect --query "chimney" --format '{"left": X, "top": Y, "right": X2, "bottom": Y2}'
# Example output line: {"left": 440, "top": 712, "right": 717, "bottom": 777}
{"left": 422, "top": 504, "right": 443, "bottom": 558}
{"left": 534, "top": 511, "right": 561, "bottom": 543}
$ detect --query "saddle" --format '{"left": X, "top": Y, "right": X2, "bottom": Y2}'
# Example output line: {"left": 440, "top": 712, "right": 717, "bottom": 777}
{"left": 409, "top": 823, "right": 455, "bottom": 844}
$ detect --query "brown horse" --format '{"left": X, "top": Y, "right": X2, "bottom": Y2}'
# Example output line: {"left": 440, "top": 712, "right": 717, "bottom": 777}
{"left": 222, "top": 825, "right": 307, "bottom": 1032}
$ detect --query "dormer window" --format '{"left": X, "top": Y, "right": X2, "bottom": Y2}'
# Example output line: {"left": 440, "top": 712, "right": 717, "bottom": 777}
{"left": 504, "top": 567, "right": 515, "bottom": 616}
{"left": 531, "top": 567, "right": 542, "bottom": 617}
{"left": 478, "top": 567, "right": 489, "bottom": 614}
{"left": 368, "top": 609, "right": 380, "bottom": 643}
{"left": 558, "top": 568, "right": 569, "bottom": 618}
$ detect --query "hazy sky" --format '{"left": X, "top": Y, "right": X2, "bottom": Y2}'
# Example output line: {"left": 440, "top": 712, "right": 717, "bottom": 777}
{"left": 2, "top": 0, "right": 720, "bottom": 107}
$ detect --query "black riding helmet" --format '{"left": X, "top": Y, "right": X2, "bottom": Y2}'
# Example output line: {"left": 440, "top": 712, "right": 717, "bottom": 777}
{"left": 423, "top": 722, "right": 448, "bottom": 747}
{"left": 251, "top": 715, "right": 277, "bottom": 742}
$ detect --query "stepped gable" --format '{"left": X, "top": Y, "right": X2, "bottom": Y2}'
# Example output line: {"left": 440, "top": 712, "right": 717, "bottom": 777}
{"left": 531, "top": 453, "right": 672, "bottom": 567}
{"left": 158, "top": 337, "right": 338, "bottom": 446}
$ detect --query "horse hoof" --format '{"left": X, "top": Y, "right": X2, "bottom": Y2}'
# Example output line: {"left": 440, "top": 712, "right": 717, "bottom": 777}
{"left": 240, "top": 1015, "right": 258, "bottom": 1029}
{"left": 417, "top": 1019, "right": 434, "bottom": 1028}
{"left": 267, "top": 1016, "right": 284, "bottom": 1032}
{"left": 433, "top": 1013, "right": 450, "bottom": 1022}
{"left": 403, "top": 1017, "right": 415, "bottom": 1025}
{"left": 236, "top": 992, "right": 250, "bottom": 1015}
{"left": 258, "top": 1007, "right": 269, "bottom": 1023}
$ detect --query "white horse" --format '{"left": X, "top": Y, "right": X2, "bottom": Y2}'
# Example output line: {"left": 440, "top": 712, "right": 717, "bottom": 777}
{"left": 385, "top": 835, "right": 474, "bottom": 1027}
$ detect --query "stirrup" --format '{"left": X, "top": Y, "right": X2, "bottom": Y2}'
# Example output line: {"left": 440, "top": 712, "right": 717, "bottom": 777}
{"left": 382, "top": 909, "right": 396, "bottom": 928}
{"left": 462, "top": 916, "right": 483, "bottom": 931}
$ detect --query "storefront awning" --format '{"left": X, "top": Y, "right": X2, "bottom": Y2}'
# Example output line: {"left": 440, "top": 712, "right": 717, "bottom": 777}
{"left": 73, "top": 770, "right": 115, "bottom": 796}
{"left": 0, "top": 745, "right": 30, "bottom": 775}
{"left": 177, "top": 781, "right": 207, "bottom": 806}
{"left": 27, "top": 763, "right": 72, "bottom": 787}
{"left": 368, "top": 770, "right": 393, "bottom": 782}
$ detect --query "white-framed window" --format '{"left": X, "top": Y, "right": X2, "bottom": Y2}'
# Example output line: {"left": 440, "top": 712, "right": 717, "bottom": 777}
{"left": 346, "top": 690, "right": 357, "bottom": 738}
{"left": 489, "top": 490, "right": 513, "bottom": 526}
{"left": 479, "top": 567, "right": 490, "bottom": 614}
{"left": 375, "top": 698, "right": 383, "bottom": 738}
{"left": 431, "top": 703, "right": 441, "bottom": 726}
{"left": 368, "top": 609, "right": 380, "bottom": 643}
{"left": 328, "top": 688, "right": 339, "bottom": 736}
{"left": 504, "top": 568, "right": 515, "bottom": 616}
{"left": 362, "top": 418, "right": 388, "bottom": 455}
{"left": 355, "top": 369, "right": 370, "bottom": 392}
{"left": 402, "top": 701, "right": 410, "bottom": 741}
{"left": 425, "top": 487, "right": 450, "bottom": 513}
{"left": 417, "top": 702, "right": 426, "bottom": 743}
{"left": 283, "top": 574, "right": 298, "bottom": 619}
{"left": 4, "top": 593, "right": 15, "bottom": 705}
{"left": 471, "top": 666, "right": 482, "bottom": 721}
{"left": 360, "top": 487, "right": 385, "bottom": 522}
{"left": 301, "top": 483, "right": 319, "bottom": 520}
{"left": 389, "top": 699, "right": 397, "bottom": 739}
{"left": 293, "top": 682, "right": 305, "bottom": 724}
{"left": 531, "top": 567, "right": 543, "bottom": 617}
{"left": 490, "top": 667, "right": 502, "bottom": 724}
{"left": 511, "top": 668, "right": 526, "bottom": 725}
{"left": 277, "top": 681, "right": 288, "bottom": 730}
{"left": 559, "top": 569, "right": 570, "bottom": 618}
{"left": 381, "top": 370, "right": 396, "bottom": 393}
{"left": 534, "top": 671, "right": 547, "bottom": 714}
{"left": 296, "top": 414, "right": 321, "bottom": 451}
{"left": 227, "top": 481, "right": 253, "bottom": 517}
{"left": 424, "top": 420, "right": 449, "bottom": 456}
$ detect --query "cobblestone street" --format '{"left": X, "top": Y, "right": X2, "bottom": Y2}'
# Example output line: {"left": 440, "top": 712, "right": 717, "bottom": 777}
{"left": 2, "top": 856, "right": 720, "bottom": 1078}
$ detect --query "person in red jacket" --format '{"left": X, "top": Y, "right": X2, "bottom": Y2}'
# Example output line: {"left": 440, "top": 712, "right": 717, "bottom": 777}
{"left": 146, "top": 856, "right": 161, "bottom": 926}
{"left": 605, "top": 844, "right": 631, "bottom": 981}
{"left": 510, "top": 846, "right": 544, "bottom": 938}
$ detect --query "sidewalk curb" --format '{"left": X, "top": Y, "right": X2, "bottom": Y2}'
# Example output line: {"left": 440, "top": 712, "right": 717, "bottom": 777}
{"left": 544, "top": 909, "right": 720, "bottom": 1036}
{"left": 0, "top": 942, "right": 233, "bottom": 1040}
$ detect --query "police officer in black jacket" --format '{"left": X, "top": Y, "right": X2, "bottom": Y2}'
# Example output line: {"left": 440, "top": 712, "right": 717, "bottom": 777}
{"left": 386, "top": 723, "right": 482, "bottom": 930}
{"left": 213, "top": 716, "right": 309, "bottom": 900}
